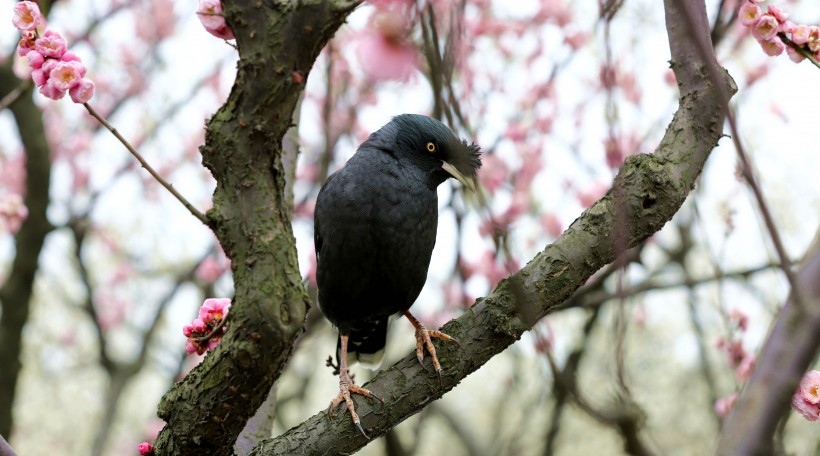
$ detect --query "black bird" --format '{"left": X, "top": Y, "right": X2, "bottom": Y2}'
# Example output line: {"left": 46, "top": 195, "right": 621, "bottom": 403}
{"left": 314, "top": 114, "right": 481, "bottom": 438}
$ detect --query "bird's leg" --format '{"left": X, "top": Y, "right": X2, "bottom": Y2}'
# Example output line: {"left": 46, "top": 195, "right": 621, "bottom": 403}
{"left": 327, "top": 334, "right": 383, "bottom": 439}
{"left": 403, "top": 311, "right": 461, "bottom": 384}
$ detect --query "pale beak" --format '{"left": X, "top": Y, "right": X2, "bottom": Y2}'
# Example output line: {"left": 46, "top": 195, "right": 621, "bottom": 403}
{"left": 442, "top": 161, "right": 476, "bottom": 192}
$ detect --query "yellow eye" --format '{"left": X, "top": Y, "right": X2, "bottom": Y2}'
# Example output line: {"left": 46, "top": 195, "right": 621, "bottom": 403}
{"left": 426, "top": 142, "right": 437, "bottom": 153}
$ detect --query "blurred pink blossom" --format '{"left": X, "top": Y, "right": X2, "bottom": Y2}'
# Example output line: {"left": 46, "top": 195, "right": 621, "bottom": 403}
{"left": 0, "top": 194, "right": 28, "bottom": 234}
{"left": 576, "top": 182, "right": 608, "bottom": 208}
{"left": 736, "top": 355, "right": 755, "bottom": 382}
{"left": 12, "top": 1, "right": 42, "bottom": 31}
{"left": 766, "top": 4, "right": 788, "bottom": 24}
{"left": 357, "top": 10, "right": 416, "bottom": 81}
{"left": 196, "top": 257, "right": 226, "bottom": 283}
{"left": 791, "top": 24, "right": 810, "bottom": 45}
{"left": 715, "top": 393, "right": 738, "bottom": 418}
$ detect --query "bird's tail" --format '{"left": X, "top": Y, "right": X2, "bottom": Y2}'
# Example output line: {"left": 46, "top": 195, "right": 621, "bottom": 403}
{"left": 339, "top": 318, "right": 388, "bottom": 369}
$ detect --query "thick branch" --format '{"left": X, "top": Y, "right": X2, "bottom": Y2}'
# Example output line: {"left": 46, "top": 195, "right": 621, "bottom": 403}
{"left": 153, "top": 1, "right": 361, "bottom": 454}
{"left": 717, "top": 237, "right": 820, "bottom": 455}
{"left": 0, "top": 68, "right": 53, "bottom": 438}
{"left": 254, "top": 1, "right": 735, "bottom": 454}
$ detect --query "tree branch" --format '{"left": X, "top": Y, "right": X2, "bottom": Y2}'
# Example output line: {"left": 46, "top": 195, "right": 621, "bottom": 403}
{"left": 153, "top": 1, "right": 361, "bottom": 454}
{"left": 250, "top": 1, "right": 735, "bottom": 453}
{"left": 717, "top": 235, "right": 820, "bottom": 455}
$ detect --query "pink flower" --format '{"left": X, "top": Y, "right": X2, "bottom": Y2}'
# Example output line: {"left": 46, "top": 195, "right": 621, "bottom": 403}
{"left": 786, "top": 46, "right": 805, "bottom": 63}
{"left": 357, "top": 10, "right": 416, "bottom": 81}
{"left": 17, "top": 31, "right": 36, "bottom": 57}
{"left": 738, "top": 3, "right": 761, "bottom": 27}
{"left": 736, "top": 355, "right": 756, "bottom": 382}
{"left": 183, "top": 298, "right": 232, "bottom": 355}
{"left": 69, "top": 78, "right": 95, "bottom": 103}
{"left": 767, "top": 4, "right": 788, "bottom": 24}
{"left": 799, "top": 370, "right": 820, "bottom": 404}
{"left": 25, "top": 50, "right": 44, "bottom": 69}
{"left": 792, "top": 24, "right": 811, "bottom": 45}
{"left": 12, "top": 1, "right": 42, "bottom": 31}
{"left": 791, "top": 370, "right": 820, "bottom": 421}
{"left": 38, "top": 79, "right": 67, "bottom": 100}
{"left": 50, "top": 61, "right": 84, "bottom": 90}
{"left": 807, "top": 26, "right": 820, "bottom": 53}
{"left": 197, "top": 0, "right": 235, "bottom": 40}
{"left": 779, "top": 20, "right": 795, "bottom": 34}
{"left": 34, "top": 30, "right": 67, "bottom": 59}
{"left": 752, "top": 15, "right": 779, "bottom": 41}
{"left": 137, "top": 441, "right": 154, "bottom": 455}
{"left": 31, "top": 58, "right": 56, "bottom": 87}
{"left": 758, "top": 37, "right": 785, "bottom": 56}
{"left": 196, "top": 257, "right": 225, "bottom": 283}
{"left": 61, "top": 51, "right": 82, "bottom": 63}
{"left": 715, "top": 393, "right": 739, "bottom": 418}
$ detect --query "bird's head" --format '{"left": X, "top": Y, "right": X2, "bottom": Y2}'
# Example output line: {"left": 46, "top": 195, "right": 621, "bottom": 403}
{"left": 386, "top": 114, "right": 482, "bottom": 190}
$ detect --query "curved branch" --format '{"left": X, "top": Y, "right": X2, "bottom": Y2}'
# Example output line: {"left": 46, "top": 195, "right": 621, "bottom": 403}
{"left": 253, "top": 1, "right": 735, "bottom": 454}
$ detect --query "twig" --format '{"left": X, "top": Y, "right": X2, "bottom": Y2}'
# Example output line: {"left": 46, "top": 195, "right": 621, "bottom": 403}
{"left": 82, "top": 103, "right": 209, "bottom": 226}
{"left": 0, "top": 80, "right": 30, "bottom": 111}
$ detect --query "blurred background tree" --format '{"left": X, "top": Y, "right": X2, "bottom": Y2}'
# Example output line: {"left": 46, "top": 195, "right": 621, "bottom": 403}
{"left": 0, "top": 0, "right": 818, "bottom": 455}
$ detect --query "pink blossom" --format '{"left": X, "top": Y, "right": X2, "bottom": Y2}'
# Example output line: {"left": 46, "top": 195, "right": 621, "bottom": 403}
{"left": 807, "top": 26, "right": 820, "bottom": 53}
{"left": 357, "top": 30, "right": 416, "bottom": 80}
{"left": 17, "top": 31, "right": 36, "bottom": 57}
{"left": 69, "top": 78, "right": 95, "bottom": 103}
{"left": 38, "top": 79, "right": 67, "bottom": 100}
{"left": 786, "top": 46, "right": 805, "bottom": 63}
{"left": 183, "top": 298, "right": 232, "bottom": 355}
{"left": 751, "top": 15, "right": 778, "bottom": 41}
{"left": 576, "top": 182, "right": 608, "bottom": 208}
{"left": 715, "top": 393, "right": 738, "bottom": 419}
{"left": 196, "top": 257, "right": 225, "bottom": 283}
{"left": 779, "top": 20, "right": 795, "bottom": 34}
{"left": 791, "top": 25, "right": 810, "bottom": 45}
{"left": 0, "top": 194, "right": 28, "bottom": 234}
{"left": 12, "top": 1, "right": 42, "bottom": 31}
{"left": 799, "top": 370, "right": 820, "bottom": 404}
{"left": 738, "top": 3, "right": 761, "bottom": 27}
{"left": 197, "top": 0, "right": 235, "bottom": 40}
{"left": 25, "top": 50, "right": 44, "bottom": 69}
{"left": 766, "top": 4, "right": 788, "bottom": 24}
{"left": 50, "top": 61, "right": 84, "bottom": 90}
{"left": 736, "top": 355, "right": 755, "bottom": 382}
{"left": 137, "top": 441, "right": 154, "bottom": 455}
{"left": 31, "top": 58, "right": 57, "bottom": 87}
{"left": 758, "top": 36, "right": 785, "bottom": 56}
{"left": 61, "top": 51, "right": 82, "bottom": 63}
{"left": 34, "top": 30, "right": 67, "bottom": 59}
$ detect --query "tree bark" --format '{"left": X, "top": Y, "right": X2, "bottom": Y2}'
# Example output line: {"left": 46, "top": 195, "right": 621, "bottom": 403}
{"left": 153, "top": 1, "right": 361, "bottom": 454}
{"left": 0, "top": 69, "right": 53, "bottom": 439}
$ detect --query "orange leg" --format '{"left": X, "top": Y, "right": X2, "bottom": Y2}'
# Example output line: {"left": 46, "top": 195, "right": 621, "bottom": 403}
{"left": 327, "top": 334, "right": 383, "bottom": 439}
{"left": 403, "top": 311, "right": 461, "bottom": 384}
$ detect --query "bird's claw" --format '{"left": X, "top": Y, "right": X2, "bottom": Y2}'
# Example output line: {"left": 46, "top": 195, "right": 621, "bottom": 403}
{"left": 327, "top": 377, "right": 381, "bottom": 439}
{"left": 406, "top": 314, "right": 460, "bottom": 385}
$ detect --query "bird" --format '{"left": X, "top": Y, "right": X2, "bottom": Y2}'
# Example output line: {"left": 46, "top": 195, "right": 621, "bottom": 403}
{"left": 314, "top": 114, "right": 481, "bottom": 438}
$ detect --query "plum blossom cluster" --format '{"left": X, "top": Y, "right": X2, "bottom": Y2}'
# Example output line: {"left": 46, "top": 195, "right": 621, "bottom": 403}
{"left": 714, "top": 309, "right": 756, "bottom": 418}
{"left": 12, "top": 1, "right": 95, "bottom": 103}
{"left": 183, "top": 298, "right": 231, "bottom": 355}
{"left": 791, "top": 370, "right": 820, "bottom": 421}
{"left": 196, "top": 0, "right": 235, "bottom": 40}
{"left": 739, "top": 1, "right": 820, "bottom": 64}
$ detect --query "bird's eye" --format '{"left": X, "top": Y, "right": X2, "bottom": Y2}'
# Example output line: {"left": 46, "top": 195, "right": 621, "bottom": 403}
{"left": 426, "top": 142, "right": 437, "bottom": 153}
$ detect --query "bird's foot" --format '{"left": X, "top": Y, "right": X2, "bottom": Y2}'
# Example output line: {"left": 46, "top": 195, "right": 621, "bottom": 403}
{"left": 404, "top": 312, "right": 461, "bottom": 384}
{"left": 327, "top": 372, "right": 383, "bottom": 439}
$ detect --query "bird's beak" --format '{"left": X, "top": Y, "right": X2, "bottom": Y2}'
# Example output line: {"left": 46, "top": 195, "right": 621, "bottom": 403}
{"left": 442, "top": 161, "right": 476, "bottom": 192}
